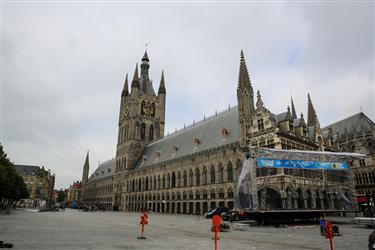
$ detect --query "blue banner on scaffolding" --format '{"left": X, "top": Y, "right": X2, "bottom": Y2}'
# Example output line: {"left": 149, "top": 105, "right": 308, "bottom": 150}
{"left": 257, "top": 158, "right": 348, "bottom": 170}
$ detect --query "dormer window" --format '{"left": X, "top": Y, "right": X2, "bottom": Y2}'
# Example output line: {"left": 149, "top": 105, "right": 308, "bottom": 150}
{"left": 303, "top": 127, "right": 307, "bottom": 137}
{"left": 193, "top": 138, "right": 201, "bottom": 146}
{"left": 140, "top": 155, "right": 148, "bottom": 165}
{"left": 172, "top": 145, "right": 179, "bottom": 155}
{"left": 221, "top": 128, "right": 229, "bottom": 139}
{"left": 257, "top": 119, "right": 264, "bottom": 131}
{"left": 289, "top": 120, "right": 294, "bottom": 132}
{"left": 156, "top": 151, "right": 161, "bottom": 160}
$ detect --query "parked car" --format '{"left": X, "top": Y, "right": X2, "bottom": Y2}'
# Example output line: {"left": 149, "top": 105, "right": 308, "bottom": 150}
{"left": 206, "top": 207, "right": 229, "bottom": 219}
{"left": 369, "top": 230, "right": 375, "bottom": 250}
{"left": 222, "top": 210, "right": 248, "bottom": 221}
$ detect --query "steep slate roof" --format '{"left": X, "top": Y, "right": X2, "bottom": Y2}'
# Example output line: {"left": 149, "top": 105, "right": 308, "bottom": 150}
{"left": 276, "top": 112, "right": 288, "bottom": 122}
{"left": 322, "top": 112, "right": 375, "bottom": 136}
{"left": 135, "top": 107, "right": 240, "bottom": 169}
{"left": 293, "top": 118, "right": 302, "bottom": 127}
{"left": 14, "top": 164, "right": 40, "bottom": 176}
{"left": 89, "top": 159, "right": 115, "bottom": 181}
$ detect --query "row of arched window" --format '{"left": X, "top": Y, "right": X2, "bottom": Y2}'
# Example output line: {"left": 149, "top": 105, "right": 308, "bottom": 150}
{"left": 124, "top": 159, "right": 242, "bottom": 193}
{"left": 118, "top": 125, "right": 129, "bottom": 144}
{"left": 140, "top": 123, "right": 153, "bottom": 141}
{"left": 118, "top": 122, "right": 156, "bottom": 144}
{"left": 116, "top": 157, "right": 126, "bottom": 172}
{"left": 126, "top": 187, "right": 234, "bottom": 202}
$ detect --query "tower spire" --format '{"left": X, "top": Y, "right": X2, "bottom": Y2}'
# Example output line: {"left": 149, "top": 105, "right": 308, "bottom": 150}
{"left": 122, "top": 74, "right": 129, "bottom": 97}
{"left": 291, "top": 97, "right": 297, "bottom": 119}
{"left": 158, "top": 70, "right": 166, "bottom": 94}
{"left": 131, "top": 63, "right": 139, "bottom": 89}
{"left": 142, "top": 50, "right": 149, "bottom": 62}
{"left": 82, "top": 151, "right": 90, "bottom": 184}
{"left": 238, "top": 50, "right": 252, "bottom": 89}
{"left": 307, "top": 93, "right": 319, "bottom": 127}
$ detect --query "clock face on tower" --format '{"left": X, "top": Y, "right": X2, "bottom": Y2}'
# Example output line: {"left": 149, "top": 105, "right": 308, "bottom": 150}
{"left": 141, "top": 101, "right": 155, "bottom": 117}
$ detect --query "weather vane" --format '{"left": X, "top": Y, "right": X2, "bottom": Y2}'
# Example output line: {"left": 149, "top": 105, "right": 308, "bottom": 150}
{"left": 145, "top": 43, "right": 148, "bottom": 52}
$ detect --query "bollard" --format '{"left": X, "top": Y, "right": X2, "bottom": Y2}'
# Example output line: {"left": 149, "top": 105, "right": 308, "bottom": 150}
{"left": 325, "top": 220, "right": 334, "bottom": 250}
{"left": 137, "top": 210, "right": 148, "bottom": 239}
{"left": 211, "top": 215, "right": 221, "bottom": 250}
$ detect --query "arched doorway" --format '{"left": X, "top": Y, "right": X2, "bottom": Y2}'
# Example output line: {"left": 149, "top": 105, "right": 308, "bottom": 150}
{"left": 257, "top": 187, "right": 282, "bottom": 210}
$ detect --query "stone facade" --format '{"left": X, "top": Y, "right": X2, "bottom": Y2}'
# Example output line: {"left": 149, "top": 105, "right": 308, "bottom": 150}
{"left": 14, "top": 165, "right": 55, "bottom": 208}
{"left": 66, "top": 181, "right": 82, "bottom": 207}
{"left": 322, "top": 113, "right": 375, "bottom": 199}
{"left": 81, "top": 157, "right": 115, "bottom": 210}
{"left": 104, "top": 51, "right": 360, "bottom": 214}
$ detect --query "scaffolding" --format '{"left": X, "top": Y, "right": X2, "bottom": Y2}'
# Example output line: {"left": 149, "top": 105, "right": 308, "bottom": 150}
{"left": 234, "top": 148, "right": 364, "bottom": 212}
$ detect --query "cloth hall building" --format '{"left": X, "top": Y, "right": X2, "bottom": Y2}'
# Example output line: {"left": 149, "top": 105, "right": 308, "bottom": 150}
{"left": 81, "top": 51, "right": 375, "bottom": 214}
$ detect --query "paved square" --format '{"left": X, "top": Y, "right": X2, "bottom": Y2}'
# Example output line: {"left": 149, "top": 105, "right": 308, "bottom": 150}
{"left": 0, "top": 209, "right": 371, "bottom": 249}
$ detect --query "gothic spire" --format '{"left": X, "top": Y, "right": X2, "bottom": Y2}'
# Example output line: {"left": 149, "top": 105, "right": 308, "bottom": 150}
{"left": 158, "top": 70, "right": 166, "bottom": 95}
{"left": 307, "top": 93, "right": 319, "bottom": 127}
{"left": 142, "top": 50, "right": 149, "bottom": 62}
{"left": 238, "top": 50, "right": 252, "bottom": 90}
{"left": 291, "top": 97, "right": 297, "bottom": 119}
{"left": 82, "top": 151, "right": 90, "bottom": 183}
{"left": 131, "top": 63, "right": 140, "bottom": 88}
{"left": 122, "top": 74, "right": 129, "bottom": 97}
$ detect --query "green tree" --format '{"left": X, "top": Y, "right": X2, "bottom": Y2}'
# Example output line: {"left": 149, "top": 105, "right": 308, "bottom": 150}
{"left": 0, "top": 144, "right": 29, "bottom": 207}
{"left": 57, "top": 189, "right": 66, "bottom": 203}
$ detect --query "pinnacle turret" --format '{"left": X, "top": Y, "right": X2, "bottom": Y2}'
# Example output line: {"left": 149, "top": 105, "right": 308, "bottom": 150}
{"left": 158, "top": 70, "right": 166, "bottom": 95}
{"left": 238, "top": 50, "right": 252, "bottom": 90}
{"left": 256, "top": 90, "right": 263, "bottom": 109}
{"left": 291, "top": 97, "right": 297, "bottom": 119}
{"left": 142, "top": 51, "right": 149, "bottom": 62}
{"left": 122, "top": 74, "right": 129, "bottom": 97}
{"left": 307, "top": 93, "right": 319, "bottom": 127}
{"left": 131, "top": 63, "right": 140, "bottom": 89}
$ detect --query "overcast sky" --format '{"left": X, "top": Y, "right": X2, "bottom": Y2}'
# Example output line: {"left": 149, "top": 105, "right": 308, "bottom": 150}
{"left": 2, "top": 2, "right": 374, "bottom": 189}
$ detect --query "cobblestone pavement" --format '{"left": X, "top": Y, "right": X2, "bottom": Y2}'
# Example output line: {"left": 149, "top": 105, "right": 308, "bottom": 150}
{"left": 0, "top": 209, "right": 371, "bottom": 250}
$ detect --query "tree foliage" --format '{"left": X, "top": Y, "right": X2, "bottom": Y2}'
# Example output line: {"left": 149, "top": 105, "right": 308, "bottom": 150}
{"left": 0, "top": 144, "right": 28, "bottom": 204}
{"left": 57, "top": 189, "right": 66, "bottom": 203}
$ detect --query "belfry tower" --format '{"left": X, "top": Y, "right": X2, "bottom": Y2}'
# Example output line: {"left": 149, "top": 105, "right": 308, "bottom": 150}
{"left": 115, "top": 51, "right": 166, "bottom": 174}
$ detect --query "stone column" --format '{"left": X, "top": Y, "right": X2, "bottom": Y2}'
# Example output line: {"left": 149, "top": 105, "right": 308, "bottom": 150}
{"left": 311, "top": 193, "right": 316, "bottom": 209}
{"left": 303, "top": 192, "right": 308, "bottom": 209}
{"left": 293, "top": 192, "right": 298, "bottom": 209}
{"left": 280, "top": 191, "right": 287, "bottom": 209}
